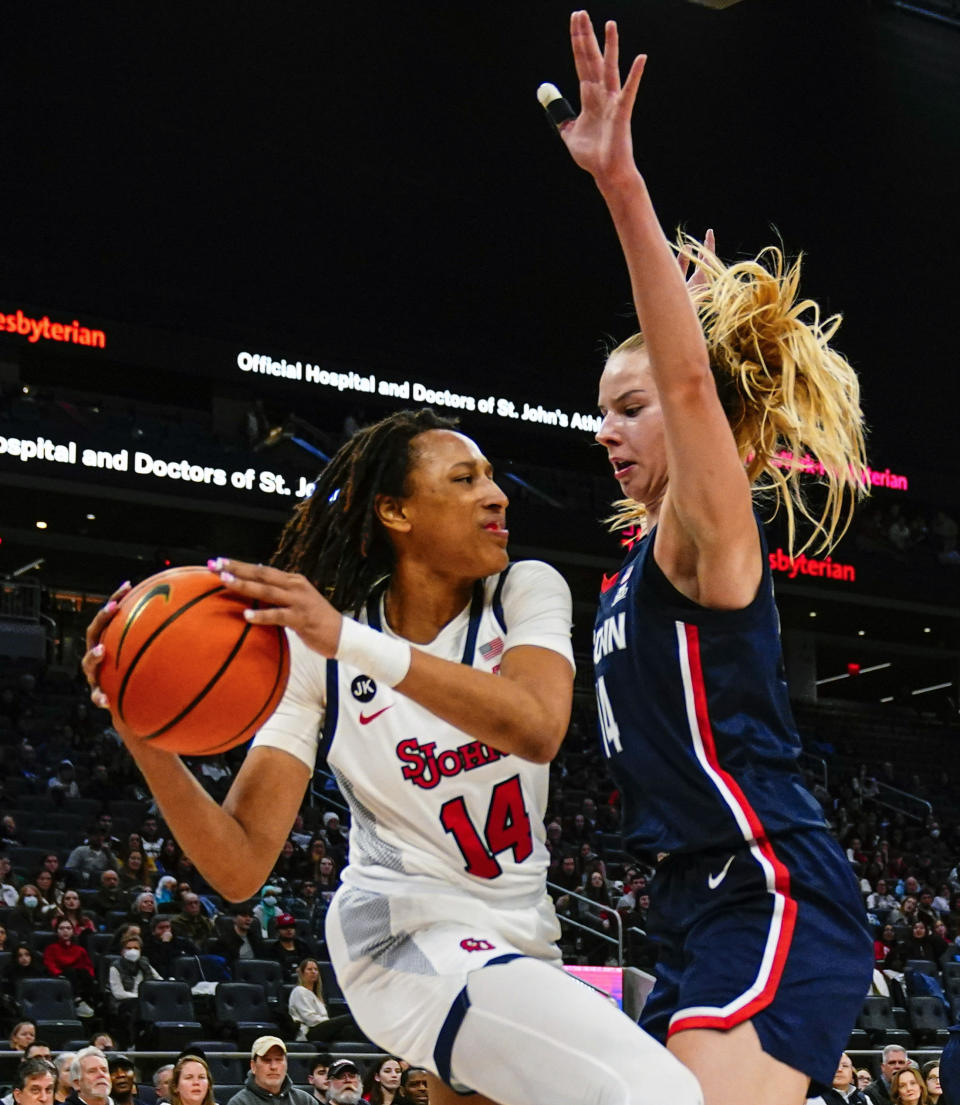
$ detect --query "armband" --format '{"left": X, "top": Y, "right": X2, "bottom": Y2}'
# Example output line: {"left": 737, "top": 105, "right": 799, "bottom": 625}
{"left": 335, "top": 617, "right": 412, "bottom": 687}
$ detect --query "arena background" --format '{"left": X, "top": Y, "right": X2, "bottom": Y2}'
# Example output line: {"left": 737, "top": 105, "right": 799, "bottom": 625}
{"left": 2, "top": 0, "right": 958, "bottom": 721}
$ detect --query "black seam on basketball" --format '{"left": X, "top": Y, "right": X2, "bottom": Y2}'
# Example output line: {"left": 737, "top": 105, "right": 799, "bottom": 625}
{"left": 116, "top": 584, "right": 227, "bottom": 719}
{"left": 141, "top": 610, "right": 254, "bottom": 741}
{"left": 200, "top": 625, "right": 289, "bottom": 753}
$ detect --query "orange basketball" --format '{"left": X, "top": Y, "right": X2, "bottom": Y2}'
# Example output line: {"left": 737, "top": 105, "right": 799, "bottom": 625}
{"left": 98, "top": 565, "right": 290, "bottom": 755}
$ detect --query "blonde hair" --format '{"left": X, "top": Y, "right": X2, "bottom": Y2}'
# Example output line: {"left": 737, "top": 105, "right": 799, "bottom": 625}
{"left": 607, "top": 236, "right": 869, "bottom": 554}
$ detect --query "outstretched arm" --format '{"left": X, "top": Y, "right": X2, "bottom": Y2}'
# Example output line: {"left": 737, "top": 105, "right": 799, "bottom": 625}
{"left": 549, "top": 12, "right": 758, "bottom": 597}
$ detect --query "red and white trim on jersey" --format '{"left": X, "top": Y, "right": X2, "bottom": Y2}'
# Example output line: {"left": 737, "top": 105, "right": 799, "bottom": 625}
{"left": 667, "top": 621, "right": 798, "bottom": 1036}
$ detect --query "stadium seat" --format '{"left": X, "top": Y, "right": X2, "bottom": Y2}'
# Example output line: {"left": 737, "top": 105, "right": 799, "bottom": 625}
{"left": 906, "top": 959, "right": 940, "bottom": 978}
{"left": 858, "top": 996, "right": 913, "bottom": 1048}
{"left": 137, "top": 980, "right": 204, "bottom": 1048}
{"left": 16, "top": 976, "right": 84, "bottom": 1046}
{"left": 847, "top": 1027, "right": 870, "bottom": 1051}
{"left": 186, "top": 1043, "right": 245, "bottom": 1085}
{"left": 30, "top": 931, "right": 58, "bottom": 954}
{"left": 234, "top": 958, "right": 284, "bottom": 1002}
{"left": 214, "top": 982, "right": 276, "bottom": 1049}
{"left": 908, "top": 995, "right": 951, "bottom": 1046}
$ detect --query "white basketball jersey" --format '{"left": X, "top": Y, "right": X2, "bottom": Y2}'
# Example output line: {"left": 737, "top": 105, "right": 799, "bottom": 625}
{"left": 252, "top": 560, "right": 574, "bottom": 906}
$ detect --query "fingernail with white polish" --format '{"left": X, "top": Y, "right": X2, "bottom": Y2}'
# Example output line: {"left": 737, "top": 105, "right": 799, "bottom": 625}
{"left": 207, "top": 558, "right": 223, "bottom": 572}
{"left": 243, "top": 609, "right": 255, "bottom": 620}
{"left": 93, "top": 644, "right": 104, "bottom": 658}
{"left": 104, "top": 601, "right": 117, "bottom": 614}
{"left": 220, "top": 570, "right": 235, "bottom": 583}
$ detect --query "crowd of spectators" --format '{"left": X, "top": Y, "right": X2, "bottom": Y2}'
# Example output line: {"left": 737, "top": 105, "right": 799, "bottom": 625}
{"left": 0, "top": 1038, "right": 432, "bottom": 1105}
{"left": 2, "top": 650, "right": 960, "bottom": 1093}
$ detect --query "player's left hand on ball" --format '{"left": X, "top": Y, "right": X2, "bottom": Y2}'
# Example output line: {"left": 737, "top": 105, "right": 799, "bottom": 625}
{"left": 210, "top": 557, "right": 343, "bottom": 658}
{"left": 82, "top": 579, "right": 132, "bottom": 710}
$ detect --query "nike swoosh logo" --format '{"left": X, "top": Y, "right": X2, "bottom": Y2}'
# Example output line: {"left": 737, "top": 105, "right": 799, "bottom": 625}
{"left": 116, "top": 583, "right": 171, "bottom": 664}
{"left": 600, "top": 572, "right": 620, "bottom": 594}
{"left": 707, "top": 854, "right": 735, "bottom": 890}
{"left": 359, "top": 706, "right": 393, "bottom": 726}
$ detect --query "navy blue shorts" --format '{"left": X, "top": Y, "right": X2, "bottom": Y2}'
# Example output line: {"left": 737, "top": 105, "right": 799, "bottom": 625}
{"left": 641, "top": 829, "right": 873, "bottom": 1087}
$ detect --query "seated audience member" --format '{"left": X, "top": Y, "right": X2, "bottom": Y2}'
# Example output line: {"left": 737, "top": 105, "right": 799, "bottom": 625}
{"left": 858, "top": 1072, "right": 874, "bottom": 1094}
{"left": 40, "top": 853, "right": 70, "bottom": 895}
{"left": 66, "top": 1047, "right": 113, "bottom": 1105}
{"left": 156, "top": 839, "right": 182, "bottom": 878}
{"left": 152, "top": 1065, "right": 174, "bottom": 1105}
{"left": 92, "top": 870, "right": 129, "bottom": 919}
{"left": 156, "top": 875, "right": 180, "bottom": 909}
{"left": 807, "top": 1053, "right": 869, "bottom": 1105}
{"left": 321, "top": 814, "right": 348, "bottom": 867}
{"left": 48, "top": 759, "right": 80, "bottom": 802}
{"left": 34, "top": 870, "right": 60, "bottom": 914}
{"left": 143, "top": 915, "right": 198, "bottom": 978}
{"left": 208, "top": 901, "right": 268, "bottom": 967}
{"left": 398, "top": 1067, "right": 429, "bottom": 1105}
{"left": 875, "top": 924, "right": 898, "bottom": 966}
{"left": 130, "top": 890, "right": 158, "bottom": 929}
{"left": 12, "top": 1056, "right": 57, "bottom": 1105}
{"left": 138, "top": 816, "right": 165, "bottom": 863}
{"left": 89, "top": 1034, "right": 115, "bottom": 1051}
{"left": 12, "top": 884, "right": 54, "bottom": 931}
{"left": 306, "top": 1056, "right": 332, "bottom": 1105}
{"left": 0, "top": 854, "right": 20, "bottom": 907}
{"left": 325, "top": 1061, "right": 364, "bottom": 1105}
{"left": 363, "top": 1059, "right": 402, "bottom": 1105}
{"left": 903, "top": 919, "right": 949, "bottom": 964}
{"left": 0, "top": 922, "right": 8, "bottom": 953}
{"left": 170, "top": 1054, "right": 215, "bottom": 1105}
{"left": 65, "top": 826, "right": 118, "bottom": 886}
{"left": 43, "top": 919, "right": 97, "bottom": 1018}
{"left": 300, "top": 838, "right": 329, "bottom": 884}
{"left": 108, "top": 934, "right": 161, "bottom": 1046}
{"left": 922, "top": 1062, "right": 940, "bottom": 1105}
{"left": 54, "top": 1053, "right": 78, "bottom": 1104}
{"left": 118, "top": 851, "right": 153, "bottom": 893}
{"left": 4, "top": 945, "right": 46, "bottom": 994}
{"left": 866, "top": 1046, "right": 911, "bottom": 1105}
{"left": 272, "top": 840, "right": 302, "bottom": 885}
{"left": 171, "top": 892, "right": 215, "bottom": 946}
{"left": 253, "top": 885, "right": 282, "bottom": 938}
{"left": 94, "top": 813, "right": 122, "bottom": 854}
{"left": 272, "top": 914, "right": 311, "bottom": 981}
{"left": 868, "top": 880, "right": 899, "bottom": 919}
{"left": 52, "top": 889, "right": 96, "bottom": 942}
{"left": 314, "top": 858, "right": 340, "bottom": 903}
{"left": 287, "top": 958, "right": 357, "bottom": 1043}
{"left": 889, "top": 1068, "right": 927, "bottom": 1105}
{"left": 290, "top": 815, "right": 312, "bottom": 852}
{"left": 889, "top": 896, "right": 920, "bottom": 927}
{"left": 8, "top": 1021, "right": 37, "bottom": 1052}
{"left": 109, "top": 1054, "right": 147, "bottom": 1105}
{"left": 227, "top": 1036, "right": 314, "bottom": 1105}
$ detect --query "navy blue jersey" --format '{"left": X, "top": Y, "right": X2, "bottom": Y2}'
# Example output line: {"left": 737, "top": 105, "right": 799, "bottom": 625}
{"left": 593, "top": 523, "right": 826, "bottom": 856}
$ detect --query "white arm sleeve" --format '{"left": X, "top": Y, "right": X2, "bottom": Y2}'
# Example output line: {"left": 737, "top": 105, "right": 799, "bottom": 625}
{"left": 499, "top": 561, "right": 575, "bottom": 672}
{"left": 251, "top": 630, "right": 328, "bottom": 770}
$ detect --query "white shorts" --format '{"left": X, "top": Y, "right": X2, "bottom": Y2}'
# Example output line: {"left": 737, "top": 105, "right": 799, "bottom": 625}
{"left": 325, "top": 881, "right": 563, "bottom": 1070}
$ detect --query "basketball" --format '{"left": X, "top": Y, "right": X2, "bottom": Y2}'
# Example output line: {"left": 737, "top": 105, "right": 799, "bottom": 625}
{"left": 98, "top": 565, "right": 290, "bottom": 755}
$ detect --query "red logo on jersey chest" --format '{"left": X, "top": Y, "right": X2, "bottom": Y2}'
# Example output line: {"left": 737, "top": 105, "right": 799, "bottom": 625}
{"left": 395, "top": 738, "right": 505, "bottom": 790}
{"left": 460, "top": 938, "right": 496, "bottom": 952}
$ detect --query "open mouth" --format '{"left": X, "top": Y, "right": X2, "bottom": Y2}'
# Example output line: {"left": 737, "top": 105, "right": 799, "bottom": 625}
{"left": 611, "top": 459, "right": 636, "bottom": 479}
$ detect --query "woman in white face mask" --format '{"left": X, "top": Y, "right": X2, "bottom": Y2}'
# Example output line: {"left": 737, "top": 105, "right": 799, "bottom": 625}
{"left": 107, "top": 934, "right": 161, "bottom": 1047}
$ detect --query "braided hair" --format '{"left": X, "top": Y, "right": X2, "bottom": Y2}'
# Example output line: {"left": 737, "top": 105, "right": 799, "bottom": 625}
{"left": 271, "top": 408, "right": 458, "bottom": 613}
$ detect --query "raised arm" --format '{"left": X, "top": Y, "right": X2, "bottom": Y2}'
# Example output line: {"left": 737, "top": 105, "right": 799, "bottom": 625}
{"left": 550, "top": 12, "right": 759, "bottom": 597}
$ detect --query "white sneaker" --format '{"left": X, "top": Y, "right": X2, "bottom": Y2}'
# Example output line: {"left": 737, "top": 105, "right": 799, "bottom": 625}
{"left": 74, "top": 999, "right": 94, "bottom": 1018}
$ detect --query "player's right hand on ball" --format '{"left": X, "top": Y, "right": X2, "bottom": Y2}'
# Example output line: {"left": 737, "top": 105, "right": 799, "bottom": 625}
{"left": 82, "top": 579, "right": 132, "bottom": 711}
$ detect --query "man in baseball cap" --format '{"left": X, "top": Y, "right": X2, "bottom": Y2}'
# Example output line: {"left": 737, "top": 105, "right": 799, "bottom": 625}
{"left": 272, "top": 913, "right": 311, "bottom": 981}
{"left": 324, "top": 1064, "right": 361, "bottom": 1105}
{"left": 224, "top": 1038, "right": 312, "bottom": 1105}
